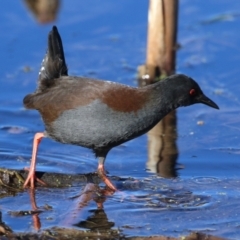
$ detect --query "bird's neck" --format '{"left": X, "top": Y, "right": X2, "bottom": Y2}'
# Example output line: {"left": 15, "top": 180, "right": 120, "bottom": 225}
{"left": 145, "top": 80, "right": 179, "bottom": 114}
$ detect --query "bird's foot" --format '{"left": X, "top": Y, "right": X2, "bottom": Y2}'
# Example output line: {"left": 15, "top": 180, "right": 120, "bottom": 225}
{"left": 23, "top": 167, "right": 47, "bottom": 188}
{"left": 97, "top": 164, "right": 117, "bottom": 192}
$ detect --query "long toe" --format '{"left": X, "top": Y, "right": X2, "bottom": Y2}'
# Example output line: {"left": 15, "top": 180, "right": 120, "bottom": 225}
{"left": 23, "top": 168, "right": 47, "bottom": 188}
{"left": 97, "top": 168, "right": 117, "bottom": 191}
{"left": 23, "top": 175, "right": 33, "bottom": 188}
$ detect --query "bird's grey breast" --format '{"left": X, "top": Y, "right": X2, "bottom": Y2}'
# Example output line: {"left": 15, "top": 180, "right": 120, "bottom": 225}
{"left": 47, "top": 99, "right": 160, "bottom": 149}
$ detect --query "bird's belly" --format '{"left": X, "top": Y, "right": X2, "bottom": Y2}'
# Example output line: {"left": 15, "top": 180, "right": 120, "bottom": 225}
{"left": 45, "top": 100, "right": 158, "bottom": 149}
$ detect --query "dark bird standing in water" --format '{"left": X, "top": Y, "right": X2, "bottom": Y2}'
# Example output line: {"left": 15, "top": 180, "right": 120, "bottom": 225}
{"left": 23, "top": 26, "right": 219, "bottom": 191}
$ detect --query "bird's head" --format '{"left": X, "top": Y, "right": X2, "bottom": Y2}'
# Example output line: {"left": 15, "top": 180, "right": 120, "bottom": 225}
{"left": 162, "top": 74, "right": 219, "bottom": 110}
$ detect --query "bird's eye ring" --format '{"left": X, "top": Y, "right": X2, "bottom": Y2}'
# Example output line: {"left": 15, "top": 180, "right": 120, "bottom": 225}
{"left": 189, "top": 89, "right": 196, "bottom": 96}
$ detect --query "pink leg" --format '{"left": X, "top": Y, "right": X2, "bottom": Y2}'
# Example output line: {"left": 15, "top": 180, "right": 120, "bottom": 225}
{"left": 97, "top": 163, "right": 117, "bottom": 192}
{"left": 23, "top": 132, "right": 45, "bottom": 188}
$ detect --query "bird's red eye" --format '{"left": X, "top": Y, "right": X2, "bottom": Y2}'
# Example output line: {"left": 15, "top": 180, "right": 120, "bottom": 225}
{"left": 189, "top": 89, "right": 196, "bottom": 96}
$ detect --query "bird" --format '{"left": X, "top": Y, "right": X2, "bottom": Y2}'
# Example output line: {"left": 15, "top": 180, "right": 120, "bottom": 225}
{"left": 23, "top": 26, "right": 219, "bottom": 191}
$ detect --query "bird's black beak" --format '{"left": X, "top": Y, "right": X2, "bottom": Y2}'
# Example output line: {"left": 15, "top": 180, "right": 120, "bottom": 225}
{"left": 197, "top": 94, "right": 219, "bottom": 109}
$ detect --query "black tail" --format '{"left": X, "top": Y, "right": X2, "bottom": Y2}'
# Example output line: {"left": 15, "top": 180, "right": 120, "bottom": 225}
{"left": 37, "top": 26, "right": 68, "bottom": 92}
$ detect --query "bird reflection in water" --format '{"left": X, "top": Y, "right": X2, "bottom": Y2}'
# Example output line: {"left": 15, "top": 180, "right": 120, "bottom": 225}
{"left": 27, "top": 182, "right": 115, "bottom": 231}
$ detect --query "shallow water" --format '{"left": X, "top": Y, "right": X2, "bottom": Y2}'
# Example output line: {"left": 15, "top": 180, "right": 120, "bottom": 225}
{"left": 0, "top": 0, "right": 240, "bottom": 239}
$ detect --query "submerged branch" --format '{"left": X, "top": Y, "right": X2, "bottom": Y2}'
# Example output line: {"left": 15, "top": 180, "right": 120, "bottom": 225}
{"left": 0, "top": 167, "right": 103, "bottom": 192}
